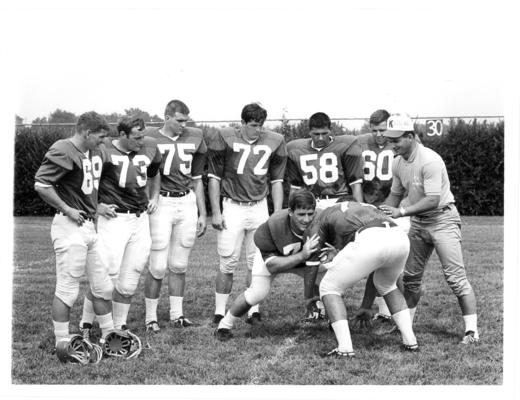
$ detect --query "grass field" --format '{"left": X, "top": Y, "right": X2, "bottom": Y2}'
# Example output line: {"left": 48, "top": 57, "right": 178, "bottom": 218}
{"left": 11, "top": 216, "right": 503, "bottom": 385}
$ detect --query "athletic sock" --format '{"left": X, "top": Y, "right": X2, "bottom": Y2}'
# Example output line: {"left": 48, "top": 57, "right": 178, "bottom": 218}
{"left": 463, "top": 314, "right": 478, "bottom": 337}
{"left": 145, "top": 298, "right": 159, "bottom": 325}
{"left": 331, "top": 320, "right": 354, "bottom": 353}
{"left": 248, "top": 303, "right": 260, "bottom": 316}
{"left": 112, "top": 301, "right": 130, "bottom": 329}
{"left": 53, "top": 320, "right": 69, "bottom": 345}
{"left": 97, "top": 312, "right": 114, "bottom": 339}
{"left": 409, "top": 307, "right": 417, "bottom": 322}
{"left": 392, "top": 309, "right": 417, "bottom": 346}
{"left": 169, "top": 296, "right": 184, "bottom": 320}
{"left": 219, "top": 311, "right": 239, "bottom": 330}
{"left": 375, "top": 296, "right": 391, "bottom": 318}
{"left": 80, "top": 297, "right": 95, "bottom": 327}
{"left": 215, "top": 292, "right": 229, "bottom": 316}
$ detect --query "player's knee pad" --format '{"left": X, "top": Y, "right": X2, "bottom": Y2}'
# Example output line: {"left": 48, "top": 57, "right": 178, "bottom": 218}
{"left": 446, "top": 275, "right": 473, "bottom": 297}
{"left": 244, "top": 282, "right": 270, "bottom": 306}
{"left": 90, "top": 278, "right": 113, "bottom": 301}
{"left": 55, "top": 280, "right": 80, "bottom": 308}
{"left": 169, "top": 263, "right": 188, "bottom": 274}
{"left": 402, "top": 272, "right": 422, "bottom": 295}
{"left": 114, "top": 280, "right": 138, "bottom": 298}
{"left": 219, "top": 254, "right": 239, "bottom": 274}
{"left": 319, "top": 276, "right": 342, "bottom": 298}
{"left": 148, "top": 248, "right": 169, "bottom": 280}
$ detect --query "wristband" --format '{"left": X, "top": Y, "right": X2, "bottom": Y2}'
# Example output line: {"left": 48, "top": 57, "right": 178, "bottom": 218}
{"left": 399, "top": 206, "right": 406, "bottom": 217}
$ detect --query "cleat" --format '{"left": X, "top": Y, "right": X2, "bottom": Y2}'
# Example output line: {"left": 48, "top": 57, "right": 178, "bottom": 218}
{"left": 460, "top": 331, "right": 479, "bottom": 345}
{"left": 212, "top": 314, "right": 224, "bottom": 325}
{"left": 246, "top": 312, "right": 262, "bottom": 325}
{"left": 171, "top": 316, "right": 195, "bottom": 328}
{"left": 401, "top": 343, "right": 420, "bottom": 352}
{"left": 322, "top": 348, "right": 355, "bottom": 358}
{"left": 145, "top": 321, "right": 160, "bottom": 335}
{"left": 214, "top": 327, "right": 233, "bottom": 341}
{"left": 79, "top": 322, "right": 93, "bottom": 341}
{"left": 372, "top": 315, "right": 398, "bottom": 336}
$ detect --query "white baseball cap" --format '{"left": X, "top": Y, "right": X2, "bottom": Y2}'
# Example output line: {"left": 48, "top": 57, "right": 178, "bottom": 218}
{"left": 383, "top": 114, "right": 414, "bottom": 138}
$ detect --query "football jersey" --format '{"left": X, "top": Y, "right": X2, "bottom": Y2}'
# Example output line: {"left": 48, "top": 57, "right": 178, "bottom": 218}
{"left": 286, "top": 135, "right": 363, "bottom": 197}
{"left": 207, "top": 126, "right": 287, "bottom": 202}
{"left": 254, "top": 209, "right": 305, "bottom": 265}
{"left": 34, "top": 139, "right": 105, "bottom": 218}
{"left": 146, "top": 127, "right": 207, "bottom": 192}
{"left": 305, "top": 201, "right": 395, "bottom": 265}
{"left": 98, "top": 137, "right": 162, "bottom": 211}
{"left": 356, "top": 133, "right": 395, "bottom": 206}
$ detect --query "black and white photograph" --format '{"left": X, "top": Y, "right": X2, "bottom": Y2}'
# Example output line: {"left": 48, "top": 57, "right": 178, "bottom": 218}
{"left": 2, "top": 0, "right": 519, "bottom": 399}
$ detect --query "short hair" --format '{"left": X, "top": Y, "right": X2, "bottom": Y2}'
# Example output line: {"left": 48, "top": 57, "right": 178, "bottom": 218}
{"left": 241, "top": 103, "right": 267, "bottom": 124}
{"left": 308, "top": 112, "right": 331, "bottom": 130}
{"left": 288, "top": 189, "right": 316, "bottom": 211}
{"left": 369, "top": 109, "right": 390, "bottom": 126}
{"left": 117, "top": 116, "right": 145, "bottom": 136}
{"left": 76, "top": 111, "right": 110, "bottom": 133}
{"left": 164, "top": 100, "right": 190, "bottom": 118}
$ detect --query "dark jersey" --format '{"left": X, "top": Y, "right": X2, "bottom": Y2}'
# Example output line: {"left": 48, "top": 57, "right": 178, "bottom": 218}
{"left": 34, "top": 139, "right": 105, "bottom": 218}
{"left": 207, "top": 127, "right": 287, "bottom": 202}
{"left": 286, "top": 135, "right": 363, "bottom": 197}
{"left": 146, "top": 127, "right": 207, "bottom": 192}
{"left": 98, "top": 137, "right": 162, "bottom": 211}
{"left": 253, "top": 209, "right": 305, "bottom": 264}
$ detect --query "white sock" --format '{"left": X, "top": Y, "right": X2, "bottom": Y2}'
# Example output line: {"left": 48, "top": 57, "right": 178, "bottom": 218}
{"left": 53, "top": 320, "right": 69, "bottom": 345}
{"left": 145, "top": 298, "right": 159, "bottom": 325}
{"left": 112, "top": 302, "right": 130, "bottom": 329}
{"left": 463, "top": 314, "right": 478, "bottom": 337}
{"left": 219, "top": 311, "right": 239, "bottom": 330}
{"left": 215, "top": 293, "right": 229, "bottom": 316}
{"left": 80, "top": 298, "right": 95, "bottom": 327}
{"left": 392, "top": 309, "right": 417, "bottom": 346}
{"left": 248, "top": 303, "right": 260, "bottom": 316}
{"left": 331, "top": 320, "right": 354, "bottom": 353}
{"left": 97, "top": 312, "right": 114, "bottom": 338}
{"left": 169, "top": 296, "right": 184, "bottom": 320}
{"left": 409, "top": 307, "right": 417, "bottom": 322}
{"left": 375, "top": 296, "right": 391, "bottom": 317}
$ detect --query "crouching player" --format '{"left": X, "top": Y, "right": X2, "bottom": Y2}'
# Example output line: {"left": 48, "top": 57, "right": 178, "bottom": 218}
{"left": 79, "top": 116, "right": 162, "bottom": 335}
{"left": 307, "top": 201, "right": 418, "bottom": 357}
{"left": 214, "top": 189, "right": 320, "bottom": 340}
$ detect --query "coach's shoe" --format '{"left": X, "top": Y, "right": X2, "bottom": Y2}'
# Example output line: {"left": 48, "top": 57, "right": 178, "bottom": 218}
{"left": 145, "top": 321, "right": 160, "bottom": 335}
{"left": 323, "top": 348, "right": 355, "bottom": 358}
{"left": 460, "top": 330, "right": 479, "bottom": 345}
{"left": 246, "top": 312, "right": 262, "bottom": 325}
{"left": 212, "top": 314, "right": 224, "bottom": 325}
{"left": 171, "top": 316, "right": 195, "bottom": 328}
{"left": 372, "top": 314, "right": 398, "bottom": 336}
{"left": 214, "top": 327, "right": 233, "bottom": 341}
{"left": 79, "top": 322, "right": 93, "bottom": 342}
{"left": 401, "top": 343, "right": 420, "bottom": 352}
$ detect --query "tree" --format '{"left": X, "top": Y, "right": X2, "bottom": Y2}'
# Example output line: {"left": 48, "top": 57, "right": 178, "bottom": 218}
{"left": 48, "top": 109, "right": 77, "bottom": 124}
{"left": 15, "top": 115, "right": 23, "bottom": 125}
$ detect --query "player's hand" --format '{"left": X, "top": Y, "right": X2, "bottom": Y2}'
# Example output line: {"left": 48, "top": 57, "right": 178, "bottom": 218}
{"left": 147, "top": 198, "right": 159, "bottom": 214}
{"left": 319, "top": 242, "right": 338, "bottom": 263}
{"left": 301, "top": 234, "right": 320, "bottom": 259}
{"left": 378, "top": 205, "right": 400, "bottom": 218}
{"left": 64, "top": 207, "right": 88, "bottom": 226}
{"left": 349, "top": 308, "right": 375, "bottom": 331}
{"left": 97, "top": 203, "right": 118, "bottom": 219}
{"left": 212, "top": 213, "right": 226, "bottom": 231}
{"left": 196, "top": 215, "right": 207, "bottom": 237}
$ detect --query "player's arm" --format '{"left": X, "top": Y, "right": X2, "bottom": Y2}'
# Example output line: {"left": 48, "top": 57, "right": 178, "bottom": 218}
{"left": 270, "top": 180, "right": 283, "bottom": 212}
{"left": 351, "top": 181, "right": 363, "bottom": 202}
{"left": 34, "top": 184, "right": 87, "bottom": 226}
{"left": 265, "top": 234, "right": 319, "bottom": 274}
{"left": 208, "top": 177, "right": 225, "bottom": 230}
{"left": 146, "top": 173, "right": 161, "bottom": 214}
{"left": 269, "top": 139, "right": 287, "bottom": 212}
{"left": 343, "top": 142, "right": 364, "bottom": 202}
{"left": 351, "top": 272, "right": 378, "bottom": 329}
{"left": 193, "top": 177, "right": 207, "bottom": 237}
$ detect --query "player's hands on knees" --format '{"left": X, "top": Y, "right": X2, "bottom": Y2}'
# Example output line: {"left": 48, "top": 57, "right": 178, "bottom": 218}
{"left": 349, "top": 307, "right": 375, "bottom": 331}
{"left": 64, "top": 207, "right": 88, "bottom": 226}
{"left": 378, "top": 205, "right": 400, "bottom": 218}
{"left": 196, "top": 216, "right": 207, "bottom": 237}
{"left": 211, "top": 213, "right": 226, "bottom": 231}
{"left": 97, "top": 203, "right": 117, "bottom": 218}
{"left": 301, "top": 234, "right": 320, "bottom": 259}
{"left": 147, "top": 198, "right": 159, "bottom": 214}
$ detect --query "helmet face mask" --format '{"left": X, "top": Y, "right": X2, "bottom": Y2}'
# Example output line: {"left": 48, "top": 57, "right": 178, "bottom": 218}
{"left": 102, "top": 329, "right": 142, "bottom": 359}
{"left": 56, "top": 335, "right": 93, "bottom": 365}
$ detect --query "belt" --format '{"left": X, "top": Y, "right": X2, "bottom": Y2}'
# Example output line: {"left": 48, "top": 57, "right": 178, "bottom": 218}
{"left": 56, "top": 211, "right": 94, "bottom": 222}
{"left": 160, "top": 189, "right": 190, "bottom": 197}
{"left": 114, "top": 208, "right": 147, "bottom": 217}
{"left": 224, "top": 197, "right": 263, "bottom": 206}
{"left": 316, "top": 193, "right": 348, "bottom": 200}
{"left": 357, "top": 220, "right": 397, "bottom": 235}
{"left": 416, "top": 204, "right": 452, "bottom": 219}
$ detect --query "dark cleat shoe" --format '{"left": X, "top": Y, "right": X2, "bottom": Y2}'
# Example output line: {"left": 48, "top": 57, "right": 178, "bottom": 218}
{"left": 214, "top": 327, "right": 233, "bottom": 341}
{"left": 245, "top": 312, "right": 262, "bottom": 325}
{"left": 145, "top": 321, "right": 160, "bottom": 335}
{"left": 401, "top": 343, "right": 420, "bottom": 352}
{"left": 372, "top": 314, "right": 398, "bottom": 336}
{"left": 460, "top": 330, "right": 479, "bottom": 345}
{"left": 212, "top": 314, "right": 224, "bottom": 325}
{"left": 171, "top": 316, "right": 195, "bottom": 328}
{"left": 322, "top": 347, "right": 355, "bottom": 358}
{"left": 79, "top": 322, "right": 93, "bottom": 341}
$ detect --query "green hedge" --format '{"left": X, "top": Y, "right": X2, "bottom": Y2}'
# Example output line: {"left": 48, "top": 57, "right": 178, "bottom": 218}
{"left": 13, "top": 119, "right": 503, "bottom": 216}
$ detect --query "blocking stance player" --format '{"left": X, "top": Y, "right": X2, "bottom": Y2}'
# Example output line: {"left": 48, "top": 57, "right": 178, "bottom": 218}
{"left": 379, "top": 114, "right": 479, "bottom": 344}
{"left": 79, "top": 117, "right": 162, "bottom": 334}
{"left": 307, "top": 202, "right": 418, "bottom": 357}
{"left": 207, "top": 103, "right": 287, "bottom": 324}
{"left": 143, "top": 100, "right": 208, "bottom": 332}
{"left": 34, "top": 112, "right": 115, "bottom": 347}
{"left": 214, "top": 190, "right": 320, "bottom": 340}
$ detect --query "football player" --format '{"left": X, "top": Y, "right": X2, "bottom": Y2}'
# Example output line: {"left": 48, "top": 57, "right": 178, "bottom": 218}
{"left": 307, "top": 201, "right": 418, "bottom": 357}
{"left": 78, "top": 116, "right": 162, "bottom": 336}
{"left": 143, "top": 100, "right": 208, "bottom": 332}
{"left": 214, "top": 189, "right": 320, "bottom": 340}
{"left": 207, "top": 103, "right": 287, "bottom": 324}
{"left": 34, "top": 111, "right": 115, "bottom": 348}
